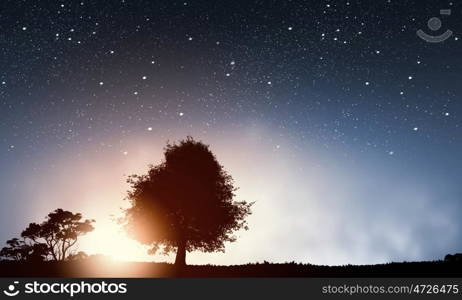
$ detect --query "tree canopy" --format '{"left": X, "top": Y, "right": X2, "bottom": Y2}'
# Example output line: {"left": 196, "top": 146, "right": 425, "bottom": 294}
{"left": 122, "top": 137, "right": 253, "bottom": 266}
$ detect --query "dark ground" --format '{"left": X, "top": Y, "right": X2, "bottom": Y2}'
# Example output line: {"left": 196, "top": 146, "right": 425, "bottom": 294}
{"left": 0, "top": 260, "right": 461, "bottom": 277}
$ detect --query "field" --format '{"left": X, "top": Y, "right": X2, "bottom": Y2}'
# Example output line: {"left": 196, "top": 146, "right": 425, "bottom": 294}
{"left": 0, "top": 260, "right": 461, "bottom": 277}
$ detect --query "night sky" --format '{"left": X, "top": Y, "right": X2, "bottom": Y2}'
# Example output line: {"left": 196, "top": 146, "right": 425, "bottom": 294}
{"left": 1, "top": 0, "right": 462, "bottom": 265}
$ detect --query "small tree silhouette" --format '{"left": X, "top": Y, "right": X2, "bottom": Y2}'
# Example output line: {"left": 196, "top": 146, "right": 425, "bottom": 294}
{"left": 122, "top": 137, "right": 253, "bottom": 266}
{"left": 0, "top": 238, "right": 48, "bottom": 262}
{"left": 1, "top": 238, "right": 28, "bottom": 261}
{"left": 17, "top": 209, "right": 95, "bottom": 261}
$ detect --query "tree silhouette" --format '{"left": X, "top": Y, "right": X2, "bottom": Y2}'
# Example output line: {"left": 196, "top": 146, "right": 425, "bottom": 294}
{"left": 3, "top": 209, "right": 95, "bottom": 261}
{"left": 21, "top": 209, "right": 95, "bottom": 261}
{"left": 0, "top": 238, "right": 48, "bottom": 262}
{"left": 122, "top": 137, "right": 253, "bottom": 266}
{"left": 1, "top": 238, "right": 27, "bottom": 261}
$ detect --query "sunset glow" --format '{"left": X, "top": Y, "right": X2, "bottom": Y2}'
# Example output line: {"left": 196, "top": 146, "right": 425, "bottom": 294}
{"left": 81, "top": 218, "right": 152, "bottom": 262}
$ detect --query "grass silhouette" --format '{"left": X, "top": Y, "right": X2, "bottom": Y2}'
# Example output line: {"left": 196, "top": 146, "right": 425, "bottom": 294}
{"left": 0, "top": 260, "right": 461, "bottom": 277}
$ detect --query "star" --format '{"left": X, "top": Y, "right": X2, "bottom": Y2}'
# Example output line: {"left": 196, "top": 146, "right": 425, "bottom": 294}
{"left": 0, "top": 0, "right": 461, "bottom": 269}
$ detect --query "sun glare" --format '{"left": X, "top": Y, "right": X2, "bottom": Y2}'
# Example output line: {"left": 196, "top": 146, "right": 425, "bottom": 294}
{"left": 81, "top": 219, "right": 152, "bottom": 262}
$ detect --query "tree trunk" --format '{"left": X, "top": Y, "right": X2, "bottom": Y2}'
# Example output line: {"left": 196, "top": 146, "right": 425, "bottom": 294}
{"left": 174, "top": 240, "right": 186, "bottom": 267}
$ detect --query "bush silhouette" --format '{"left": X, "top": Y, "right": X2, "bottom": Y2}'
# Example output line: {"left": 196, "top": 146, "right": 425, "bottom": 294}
{"left": 122, "top": 137, "right": 253, "bottom": 266}
{"left": 67, "top": 251, "right": 89, "bottom": 261}
{"left": 445, "top": 253, "right": 462, "bottom": 262}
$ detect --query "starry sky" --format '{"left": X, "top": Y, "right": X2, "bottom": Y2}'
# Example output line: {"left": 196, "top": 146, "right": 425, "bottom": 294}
{"left": 1, "top": 0, "right": 462, "bottom": 265}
